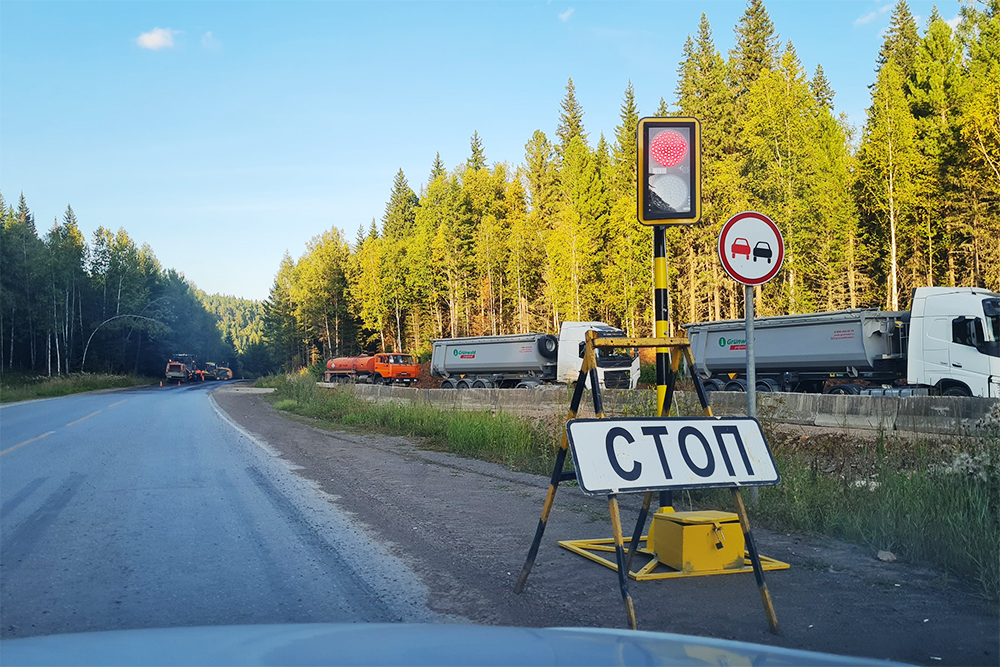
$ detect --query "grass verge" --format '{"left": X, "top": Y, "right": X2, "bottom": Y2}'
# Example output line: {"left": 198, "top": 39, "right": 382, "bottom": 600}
{"left": 258, "top": 374, "right": 559, "bottom": 475}
{"left": 0, "top": 373, "right": 150, "bottom": 404}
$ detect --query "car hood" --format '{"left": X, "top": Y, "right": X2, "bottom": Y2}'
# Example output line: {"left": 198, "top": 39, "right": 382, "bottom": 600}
{"left": 0, "top": 623, "right": 914, "bottom": 667}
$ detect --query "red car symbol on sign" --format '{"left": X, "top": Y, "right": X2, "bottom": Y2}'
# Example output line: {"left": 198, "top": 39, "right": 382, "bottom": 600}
{"left": 731, "top": 238, "right": 751, "bottom": 260}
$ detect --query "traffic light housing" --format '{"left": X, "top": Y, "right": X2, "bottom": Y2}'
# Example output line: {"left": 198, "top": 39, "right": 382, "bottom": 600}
{"left": 637, "top": 117, "right": 701, "bottom": 226}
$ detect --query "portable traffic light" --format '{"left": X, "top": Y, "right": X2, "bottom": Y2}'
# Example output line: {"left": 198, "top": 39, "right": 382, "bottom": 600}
{"left": 637, "top": 117, "right": 701, "bottom": 225}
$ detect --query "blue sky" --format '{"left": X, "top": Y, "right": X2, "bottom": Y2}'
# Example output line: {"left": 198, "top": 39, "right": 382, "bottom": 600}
{"left": 1, "top": 1, "right": 959, "bottom": 301}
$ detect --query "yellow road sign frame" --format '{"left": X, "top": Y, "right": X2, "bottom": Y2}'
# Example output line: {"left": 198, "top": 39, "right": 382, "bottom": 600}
{"left": 558, "top": 537, "right": 790, "bottom": 580}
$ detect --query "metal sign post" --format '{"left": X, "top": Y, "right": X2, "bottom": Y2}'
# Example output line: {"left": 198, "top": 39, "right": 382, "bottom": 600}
{"left": 718, "top": 212, "right": 783, "bottom": 505}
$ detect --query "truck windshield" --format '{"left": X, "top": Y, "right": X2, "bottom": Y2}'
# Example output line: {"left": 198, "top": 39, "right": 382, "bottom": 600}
{"left": 595, "top": 348, "right": 637, "bottom": 368}
{"left": 387, "top": 355, "right": 414, "bottom": 364}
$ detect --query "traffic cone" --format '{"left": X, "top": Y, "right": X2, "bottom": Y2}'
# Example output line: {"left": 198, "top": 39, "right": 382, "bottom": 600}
{"left": 178, "top": 381, "right": 181, "bottom": 386}
{"left": 159, "top": 381, "right": 163, "bottom": 387}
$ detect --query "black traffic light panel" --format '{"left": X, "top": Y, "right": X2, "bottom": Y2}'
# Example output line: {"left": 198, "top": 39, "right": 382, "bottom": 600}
{"left": 637, "top": 117, "right": 702, "bottom": 226}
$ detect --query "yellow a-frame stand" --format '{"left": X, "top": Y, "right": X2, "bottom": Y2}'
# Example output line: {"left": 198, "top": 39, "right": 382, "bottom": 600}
{"left": 513, "top": 330, "right": 783, "bottom": 634}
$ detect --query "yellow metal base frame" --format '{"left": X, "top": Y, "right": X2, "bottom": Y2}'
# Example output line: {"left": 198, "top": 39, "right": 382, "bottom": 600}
{"left": 558, "top": 537, "right": 790, "bottom": 580}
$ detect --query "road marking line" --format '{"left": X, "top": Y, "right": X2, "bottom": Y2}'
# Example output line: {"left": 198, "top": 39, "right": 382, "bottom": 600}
{"left": 67, "top": 410, "right": 101, "bottom": 426}
{"left": 1, "top": 431, "right": 55, "bottom": 457}
{"left": 108, "top": 399, "right": 127, "bottom": 408}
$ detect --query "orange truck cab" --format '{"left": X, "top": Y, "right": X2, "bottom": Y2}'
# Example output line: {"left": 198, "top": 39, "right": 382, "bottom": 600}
{"left": 324, "top": 353, "right": 421, "bottom": 386}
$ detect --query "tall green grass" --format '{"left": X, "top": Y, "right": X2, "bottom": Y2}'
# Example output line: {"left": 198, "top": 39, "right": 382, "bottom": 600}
{"left": 0, "top": 373, "right": 149, "bottom": 403}
{"left": 261, "top": 374, "right": 559, "bottom": 475}
{"left": 693, "top": 419, "right": 1000, "bottom": 600}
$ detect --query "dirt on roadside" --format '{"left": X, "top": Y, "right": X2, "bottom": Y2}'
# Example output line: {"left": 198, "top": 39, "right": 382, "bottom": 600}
{"left": 212, "top": 384, "right": 998, "bottom": 667}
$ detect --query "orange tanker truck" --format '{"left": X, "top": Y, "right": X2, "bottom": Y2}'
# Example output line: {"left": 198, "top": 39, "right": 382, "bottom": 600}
{"left": 324, "top": 353, "right": 421, "bottom": 386}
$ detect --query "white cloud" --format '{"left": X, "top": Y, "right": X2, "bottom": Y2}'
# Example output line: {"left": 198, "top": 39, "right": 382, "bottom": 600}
{"left": 854, "top": 11, "right": 878, "bottom": 25}
{"left": 202, "top": 31, "right": 221, "bottom": 50}
{"left": 946, "top": 15, "right": 961, "bottom": 29}
{"left": 136, "top": 27, "right": 178, "bottom": 50}
{"left": 559, "top": 7, "right": 574, "bottom": 22}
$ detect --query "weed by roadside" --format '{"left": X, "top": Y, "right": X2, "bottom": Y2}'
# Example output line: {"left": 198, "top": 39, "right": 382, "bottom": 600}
{"left": 693, "top": 409, "right": 1000, "bottom": 601}
{"left": 261, "top": 374, "right": 560, "bottom": 475}
{"left": 0, "top": 373, "right": 150, "bottom": 403}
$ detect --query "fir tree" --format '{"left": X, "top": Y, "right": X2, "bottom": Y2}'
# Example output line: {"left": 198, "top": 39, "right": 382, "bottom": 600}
{"left": 556, "top": 78, "right": 586, "bottom": 155}
{"left": 611, "top": 81, "right": 639, "bottom": 197}
{"left": 810, "top": 64, "right": 835, "bottom": 110}
{"left": 429, "top": 152, "right": 446, "bottom": 182}
{"left": 381, "top": 169, "right": 418, "bottom": 239}
{"left": 729, "top": 0, "right": 779, "bottom": 98}
{"left": 467, "top": 132, "right": 487, "bottom": 170}
{"left": 877, "top": 0, "right": 920, "bottom": 77}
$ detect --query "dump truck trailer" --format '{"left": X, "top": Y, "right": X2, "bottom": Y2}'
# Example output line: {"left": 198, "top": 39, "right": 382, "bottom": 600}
{"left": 430, "top": 321, "right": 640, "bottom": 389}
{"left": 684, "top": 287, "right": 999, "bottom": 397}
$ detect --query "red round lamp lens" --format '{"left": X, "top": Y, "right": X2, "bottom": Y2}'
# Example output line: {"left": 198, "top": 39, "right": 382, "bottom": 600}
{"left": 650, "top": 131, "right": 687, "bottom": 168}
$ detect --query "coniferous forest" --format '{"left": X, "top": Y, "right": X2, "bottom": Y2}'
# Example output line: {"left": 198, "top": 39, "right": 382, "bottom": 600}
{"left": 4, "top": 1, "right": 997, "bottom": 376}
{"left": 265, "top": 1, "right": 999, "bottom": 370}
{"left": 0, "top": 193, "right": 271, "bottom": 378}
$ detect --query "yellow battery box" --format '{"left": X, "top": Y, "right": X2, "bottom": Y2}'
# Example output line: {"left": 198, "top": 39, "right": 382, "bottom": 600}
{"left": 650, "top": 510, "right": 745, "bottom": 573}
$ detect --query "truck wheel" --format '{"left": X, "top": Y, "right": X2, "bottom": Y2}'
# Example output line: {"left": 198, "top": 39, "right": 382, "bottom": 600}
{"left": 826, "top": 384, "right": 861, "bottom": 395}
{"left": 456, "top": 380, "right": 471, "bottom": 390}
{"left": 755, "top": 379, "right": 781, "bottom": 393}
{"left": 724, "top": 379, "right": 748, "bottom": 392}
{"left": 371, "top": 373, "right": 383, "bottom": 385}
{"left": 440, "top": 379, "right": 456, "bottom": 389}
{"left": 537, "top": 335, "right": 559, "bottom": 360}
{"left": 942, "top": 385, "right": 971, "bottom": 397}
{"left": 701, "top": 379, "right": 724, "bottom": 394}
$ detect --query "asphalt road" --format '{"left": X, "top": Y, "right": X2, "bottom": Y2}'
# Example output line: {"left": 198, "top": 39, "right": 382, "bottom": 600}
{"left": 0, "top": 383, "right": 436, "bottom": 639}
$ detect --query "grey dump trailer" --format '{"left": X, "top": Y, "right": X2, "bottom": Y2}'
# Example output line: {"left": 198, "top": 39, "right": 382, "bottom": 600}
{"left": 431, "top": 333, "right": 559, "bottom": 388}
{"left": 684, "top": 287, "right": 1000, "bottom": 397}
{"left": 686, "top": 309, "right": 908, "bottom": 394}
{"left": 430, "top": 322, "right": 642, "bottom": 390}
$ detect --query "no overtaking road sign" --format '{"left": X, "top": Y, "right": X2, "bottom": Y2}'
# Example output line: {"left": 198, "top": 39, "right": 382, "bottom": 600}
{"left": 566, "top": 417, "right": 780, "bottom": 496}
{"left": 718, "top": 211, "right": 784, "bottom": 286}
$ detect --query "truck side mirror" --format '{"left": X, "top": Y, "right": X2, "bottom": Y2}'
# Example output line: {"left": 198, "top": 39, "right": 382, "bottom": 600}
{"left": 578, "top": 341, "right": 586, "bottom": 359}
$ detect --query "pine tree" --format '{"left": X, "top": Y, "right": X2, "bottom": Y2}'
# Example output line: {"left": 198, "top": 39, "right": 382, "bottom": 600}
{"left": 910, "top": 9, "right": 964, "bottom": 287}
{"left": 429, "top": 152, "right": 446, "bottom": 182}
{"left": 523, "top": 130, "right": 559, "bottom": 222}
{"left": 877, "top": 0, "right": 920, "bottom": 77}
{"left": 611, "top": 81, "right": 639, "bottom": 198}
{"left": 956, "top": 0, "right": 1000, "bottom": 289}
{"left": 810, "top": 64, "right": 835, "bottom": 110}
{"left": 556, "top": 78, "right": 586, "bottom": 155}
{"left": 729, "top": 0, "right": 779, "bottom": 98}
{"left": 381, "top": 169, "right": 418, "bottom": 239}
{"left": 467, "top": 131, "right": 487, "bottom": 170}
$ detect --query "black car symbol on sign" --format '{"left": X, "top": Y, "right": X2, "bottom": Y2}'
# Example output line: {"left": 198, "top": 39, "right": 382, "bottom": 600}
{"left": 753, "top": 241, "right": 772, "bottom": 264}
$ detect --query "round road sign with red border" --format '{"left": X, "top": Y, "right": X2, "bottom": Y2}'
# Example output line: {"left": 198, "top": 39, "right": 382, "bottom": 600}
{"left": 718, "top": 211, "right": 784, "bottom": 286}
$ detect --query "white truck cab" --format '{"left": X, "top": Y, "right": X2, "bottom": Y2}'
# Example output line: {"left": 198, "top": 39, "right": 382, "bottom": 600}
{"left": 556, "top": 322, "right": 641, "bottom": 390}
{"left": 907, "top": 287, "right": 1000, "bottom": 397}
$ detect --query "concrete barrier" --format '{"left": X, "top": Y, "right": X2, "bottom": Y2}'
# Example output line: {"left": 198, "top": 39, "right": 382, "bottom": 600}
{"left": 323, "top": 383, "right": 998, "bottom": 436}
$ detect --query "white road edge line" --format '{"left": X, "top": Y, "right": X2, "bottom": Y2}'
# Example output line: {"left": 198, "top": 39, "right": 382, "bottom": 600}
{"left": 207, "top": 390, "right": 284, "bottom": 459}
